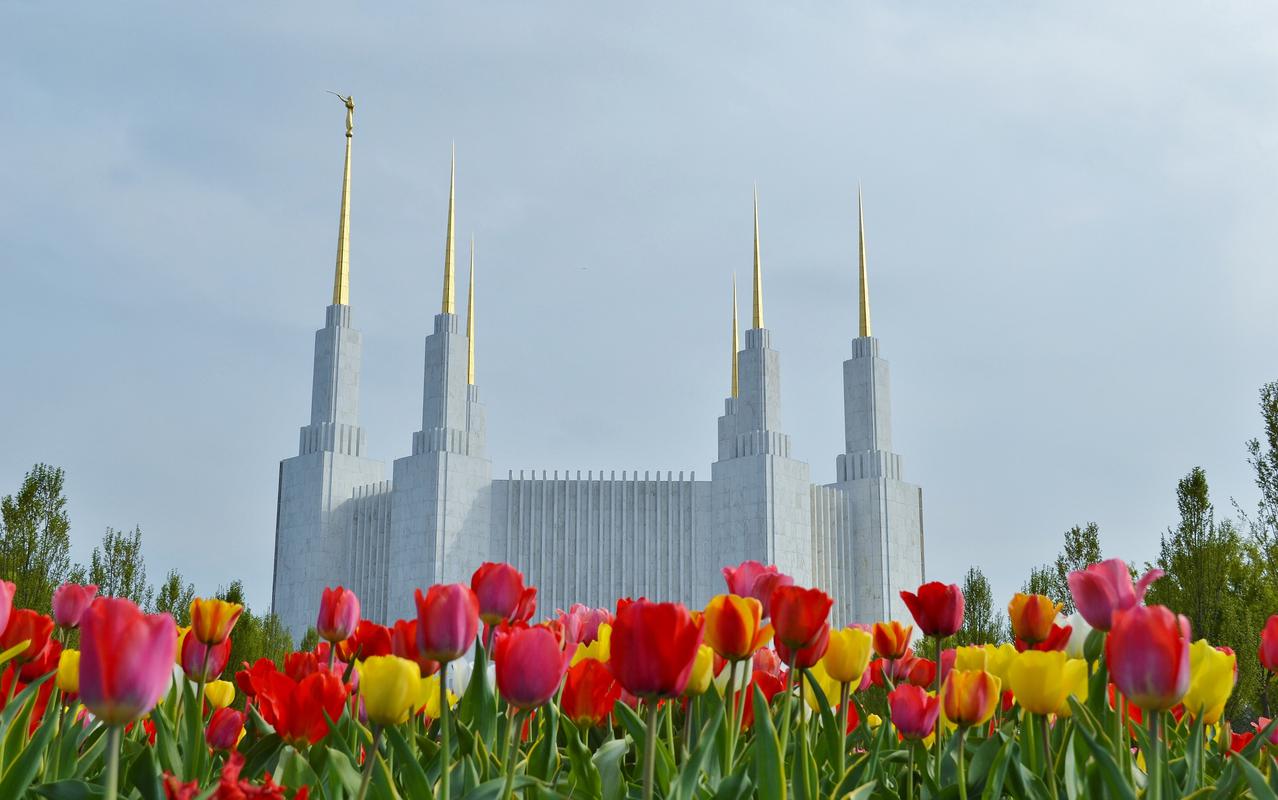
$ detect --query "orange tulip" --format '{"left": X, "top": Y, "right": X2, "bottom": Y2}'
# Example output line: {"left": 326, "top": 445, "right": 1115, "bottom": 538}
{"left": 872, "top": 621, "right": 913, "bottom": 660}
{"left": 703, "top": 594, "right": 773, "bottom": 661}
{"left": 190, "top": 597, "right": 243, "bottom": 645}
{"left": 942, "top": 669, "right": 1001, "bottom": 728}
{"left": 1007, "top": 594, "right": 1061, "bottom": 644}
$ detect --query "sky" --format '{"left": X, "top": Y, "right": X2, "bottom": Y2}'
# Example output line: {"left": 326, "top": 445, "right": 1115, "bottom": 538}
{"left": 3, "top": 2, "right": 1277, "bottom": 614}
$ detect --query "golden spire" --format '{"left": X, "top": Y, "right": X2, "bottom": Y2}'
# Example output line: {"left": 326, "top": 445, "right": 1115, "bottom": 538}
{"left": 752, "top": 186, "right": 764, "bottom": 329}
{"left": 731, "top": 273, "right": 739, "bottom": 398}
{"left": 441, "top": 145, "right": 457, "bottom": 314}
{"left": 857, "top": 184, "right": 872, "bottom": 337}
{"left": 466, "top": 237, "right": 476, "bottom": 384}
{"left": 331, "top": 93, "right": 355, "bottom": 305}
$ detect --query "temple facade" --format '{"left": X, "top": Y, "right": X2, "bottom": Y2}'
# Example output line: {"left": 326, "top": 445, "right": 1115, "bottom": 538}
{"left": 270, "top": 107, "right": 926, "bottom": 640}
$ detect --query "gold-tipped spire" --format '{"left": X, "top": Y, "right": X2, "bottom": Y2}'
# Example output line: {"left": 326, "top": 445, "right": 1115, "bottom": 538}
{"left": 441, "top": 145, "right": 457, "bottom": 314}
{"left": 331, "top": 93, "right": 355, "bottom": 305}
{"left": 466, "top": 237, "right": 476, "bottom": 385}
{"left": 731, "top": 273, "right": 739, "bottom": 398}
{"left": 857, "top": 184, "right": 872, "bottom": 337}
{"left": 752, "top": 186, "right": 763, "bottom": 329}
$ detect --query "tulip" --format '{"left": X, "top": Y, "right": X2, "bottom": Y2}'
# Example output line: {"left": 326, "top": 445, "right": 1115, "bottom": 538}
{"left": 339, "top": 620, "right": 393, "bottom": 662}
{"left": 777, "top": 622, "right": 831, "bottom": 671}
{"left": 205, "top": 680, "right": 236, "bottom": 710}
{"left": 685, "top": 645, "right": 715, "bottom": 696}
{"left": 942, "top": 669, "right": 1000, "bottom": 727}
{"left": 803, "top": 660, "right": 841, "bottom": 712}
{"left": 1007, "top": 594, "right": 1061, "bottom": 644}
{"left": 190, "top": 598, "right": 243, "bottom": 645}
{"left": 0, "top": 608, "right": 54, "bottom": 665}
{"left": 206, "top": 707, "right": 245, "bottom": 751}
{"left": 494, "top": 625, "right": 568, "bottom": 709}
{"left": 56, "top": 648, "right": 80, "bottom": 695}
{"left": 703, "top": 594, "right": 773, "bottom": 661}
{"left": 1017, "top": 621, "right": 1073, "bottom": 653}
{"left": 255, "top": 670, "right": 348, "bottom": 746}
{"left": 316, "top": 586, "right": 361, "bottom": 644}
{"left": 79, "top": 598, "right": 178, "bottom": 725}
{"left": 982, "top": 643, "right": 1018, "bottom": 687}
{"left": 416, "top": 673, "right": 459, "bottom": 719}
{"left": 415, "top": 584, "right": 480, "bottom": 663}
{"left": 236, "top": 657, "right": 276, "bottom": 700}
{"left": 770, "top": 585, "right": 833, "bottom": 651}
{"left": 900, "top": 582, "right": 964, "bottom": 638}
{"left": 359, "top": 655, "right": 422, "bottom": 727}
{"left": 561, "top": 658, "right": 621, "bottom": 726}
{"left": 904, "top": 657, "right": 937, "bottom": 688}
{"left": 1062, "top": 612, "right": 1094, "bottom": 659}
{"left": 739, "top": 670, "right": 786, "bottom": 730}
{"left": 1260, "top": 615, "right": 1278, "bottom": 673}
{"left": 953, "top": 645, "right": 987, "bottom": 672}
{"left": 20, "top": 637, "right": 62, "bottom": 681}
{"left": 389, "top": 619, "right": 440, "bottom": 676}
{"left": 889, "top": 684, "right": 940, "bottom": 740}
{"left": 52, "top": 583, "right": 98, "bottom": 629}
{"left": 749, "top": 571, "right": 795, "bottom": 618}
{"left": 722, "top": 560, "right": 779, "bottom": 597}
{"left": 0, "top": 579, "right": 13, "bottom": 634}
{"left": 1008, "top": 650, "right": 1088, "bottom": 716}
{"left": 570, "top": 623, "right": 612, "bottom": 666}
{"left": 558, "top": 605, "right": 612, "bottom": 646}
{"left": 1067, "top": 558, "right": 1163, "bottom": 631}
{"left": 1182, "top": 640, "right": 1235, "bottom": 725}
{"left": 1107, "top": 605, "right": 1191, "bottom": 712}
{"left": 871, "top": 620, "right": 913, "bottom": 660}
{"left": 1232, "top": 731, "right": 1256, "bottom": 753}
{"left": 823, "top": 627, "right": 873, "bottom": 685}
{"left": 181, "top": 633, "right": 231, "bottom": 682}
{"left": 611, "top": 600, "right": 703, "bottom": 698}
{"left": 471, "top": 562, "right": 537, "bottom": 627}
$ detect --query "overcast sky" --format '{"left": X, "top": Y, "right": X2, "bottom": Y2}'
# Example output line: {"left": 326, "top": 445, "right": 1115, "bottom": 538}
{"left": 4, "top": 2, "right": 1276, "bottom": 614}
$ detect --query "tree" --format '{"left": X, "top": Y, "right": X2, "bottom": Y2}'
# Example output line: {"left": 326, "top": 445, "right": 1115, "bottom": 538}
{"left": 954, "top": 566, "right": 1004, "bottom": 646}
{"left": 0, "top": 464, "right": 73, "bottom": 613}
{"left": 300, "top": 628, "right": 320, "bottom": 653}
{"left": 1022, "top": 564, "right": 1057, "bottom": 600}
{"left": 1051, "top": 523, "right": 1102, "bottom": 613}
{"left": 89, "top": 526, "right": 153, "bottom": 608}
{"left": 153, "top": 568, "right": 195, "bottom": 626}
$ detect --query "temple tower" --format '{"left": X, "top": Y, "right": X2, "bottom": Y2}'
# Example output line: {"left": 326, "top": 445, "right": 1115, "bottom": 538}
{"left": 272, "top": 97, "right": 386, "bottom": 640}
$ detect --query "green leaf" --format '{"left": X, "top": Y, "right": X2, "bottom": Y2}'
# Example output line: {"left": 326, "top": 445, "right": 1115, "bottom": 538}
{"left": 1066, "top": 699, "right": 1136, "bottom": 800}
{"left": 591, "top": 738, "right": 628, "bottom": 800}
{"left": 458, "top": 643, "right": 497, "bottom": 745}
{"left": 275, "top": 744, "right": 323, "bottom": 792}
{"left": 30, "top": 780, "right": 105, "bottom": 800}
{"left": 126, "top": 746, "right": 164, "bottom": 800}
{"left": 978, "top": 739, "right": 1015, "bottom": 800}
{"left": 799, "top": 668, "right": 841, "bottom": 771}
{"left": 320, "top": 746, "right": 363, "bottom": 797}
{"left": 458, "top": 774, "right": 541, "bottom": 800}
{"left": 559, "top": 713, "right": 602, "bottom": 800}
{"left": 750, "top": 685, "right": 785, "bottom": 800}
{"left": 675, "top": 701, "right": 724, "bottom": 800}
{"left": 386, "top": 725, "right": 433, "bottom": 799}
{"left": 528, "top": 700, "right": 560, "bottom": 780}
{"left": 842, "top": 782, "right": 877, "bottom": 800}
{"left": 0, "top": 698, "right": 57, "bottom": 799}
{"left": 1233, "top": 755, "right": 1278, "bottom": 800}
{"left": 710, "top": 773, "right": 753, "bottom": 800}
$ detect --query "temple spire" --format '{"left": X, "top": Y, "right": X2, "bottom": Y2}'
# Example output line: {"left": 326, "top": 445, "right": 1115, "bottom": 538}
{"left": 467, "top": 237, "right": 476, "bottom": 385}
{"left": 731, "top": 273, "right": 739, "bottom": 398}
{"left": 752, "top": 186, "right": 764, "bottom": 329}
{"left": 441, "top": 145, "right": 457, "bottom": 314}
{"left": 331, "top": 94, "right": 355, "bottom": 306}
{"left": 857, "top": 184, "right": 872, "bottom": 338}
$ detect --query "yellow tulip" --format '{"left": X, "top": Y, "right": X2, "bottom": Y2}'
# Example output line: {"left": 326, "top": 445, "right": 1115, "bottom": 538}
{"left": 685, "top": 645, "right": 715, "bottom": 696}
{"left": 204, "top": 680, "right": 236, "bottom": 710}
{"left": 982, "top": 643, "right": 1019, "bottom": 686}
{"left": 175, "top": 626, "right": 190, "bottom": 665}
{"left": 823, "top": 627, "right": 873, "bottom": 685}
{"left": 953, "top": 645, "right": 988, "bottom": 673}
{"left": 867, "top": 713, "right": 883, "bottom": 729}
{"left": 359, "top": 655, "right": 421, "bottom": 727}
{"left": 1183, "top": 640, "right": 1235, "bottom": 725}
{"left": 56, "top": 648, "right": 80, "bottom": 694}
{"left": 570, "top": 623, "right": 612, "bottom": 666}
{"left": 189, "top": 597, "right": 244, "bottom": 645}
{"left": 1007, "top": 651, "right": 1088, "bottom": 716}
{"left": 418, "top": 673, "right": 459, "bottom": 719}
{"left": 803, "top": 661, "right": 842, "bottom": 713}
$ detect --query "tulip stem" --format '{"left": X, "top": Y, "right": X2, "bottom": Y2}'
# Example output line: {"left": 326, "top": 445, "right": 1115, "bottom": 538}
{"left": 681, "top": 695, "right": 695, "bottom": 763}
{"left": 103, "top": 725, "right": 121, "bottom": 800}
{"left": 904, "top": 742, "right": 914, "bottom": 800}
{"left": 499, "top": 710, "right": 522, "bottom": 800}
{"left": 1039, "top": 715, "right": 1057, "bottom": 800}
{"left": 439, "top": 661, "right": 451, "bottom": 800}
{"left": 664, "top": 697, "right": 676, "bottom": 767}
{"left": 1147, "top": 710, "right": 1162, "bottom": 800}
{"left": 355, "top": 727, "right": 382, "bottom": 800}
{"left": 956, "top": 732, "right": 967, "bottom": 800}
{"left": 933, "top": 636, "right": 943, "bottom": 784}
{"left": 778, "top": 655, "right": 796, "bottom": 758}
{"left": 837, "top": 681, "right": 850, "bottom": 779}
{"left": 642, "top": 700, "right": 660, "bottom": 800}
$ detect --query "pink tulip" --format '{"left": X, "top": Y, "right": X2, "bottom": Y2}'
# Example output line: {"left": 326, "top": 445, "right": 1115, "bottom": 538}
{"left": 889, "top": 684, "right": 941, "bottom": 739}
{"left": 206, "top": 707, "right": 245, "bottom": 751}
{"left": 750, "top": 571, "right": 795, "bottom": 618}
{"left": 316, "top": 586, "right": 360, "bottom": 644}
{"left": 0, "top": 579, "right": 14, "bottom": 636}
{"left": 181, "top": 631, "right": 231, "bottom": 682}
{"left": 1107, "top": 604, "right": 1191, "bottom": 712}
{"left": 415, "top": 584, "right": 479, "bottom": 662}
{"left": 558, "top": 604, "right": 612, "bottom": 646}
{"left": 79, "top": 598, "right": 178, "bottom": 725}
{"left": 1260, "top": 615, "right": 1278, "bottom": 673}
{"left": 1067, "top": 558, "right": 1163, "bottom": 631}
{"left": 52, "top": 583, "right": 98, "bottom": 629}
{"left": 472, "top": 563, "right": 537, "bottom": 627}
{"left": 494, "top": 625, "right": 569, "bottom": 709}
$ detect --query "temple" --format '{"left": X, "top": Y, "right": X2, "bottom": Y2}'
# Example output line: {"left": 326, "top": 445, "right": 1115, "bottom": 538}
{"left": 271, "top": 105, "right": 926, "bottom": 639}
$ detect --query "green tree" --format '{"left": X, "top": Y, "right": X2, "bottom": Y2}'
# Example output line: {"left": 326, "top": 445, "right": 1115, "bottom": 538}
{"left": 300, "top": 627, "right": 320, "bottom": 653}
{"left": 1051, "top": 522, "right": 1102, "bottom": 613}
{"left": 0, "top": 463, "right": 73, "bottom": 613}
{"left": 1022, "top": 564, "right": 1057, "bottom": 600}
{"left": 955, "top": 566, "right": 1004, "bottom": 645}
{"left": 153, "top": 568, "right": 195, "bottom": 626}
{"left": 89, "top": 526, "right": 153, "bottom": 607}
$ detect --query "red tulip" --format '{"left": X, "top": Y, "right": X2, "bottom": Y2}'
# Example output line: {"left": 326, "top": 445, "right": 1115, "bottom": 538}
{"left": 206, "top": 707, "right": 245, "bottom": 751}
{"left": 610, "top": 600, "right": 703, "bottom": 698}
{"left": 338, "top": 620, "right": 392, "bottom": 662}
{"left": 557, "top": 604, "right": 612, "bottom": 647}
{"left": 19, "top": 638, "right": 61, "bottom": 682}
{"left": 1260, "top": 616, "right": 1278, "bottom": 673}
{"left": 1067, "top": 558, "right": 1163, "bottom": 632}
{"left": 939, "top": 648, "right": 956, "bottom": 684}
{"left": 871, "top": 621, "right": 913, "bottom": 660}
{"left": 316, "top": 586, "right": 361, "bottom": 644}
{"left": 1107, "top": 604, "right": 1191, "bottom": 712}
{"left": 415, "top": 584, "right": 480, "bottom": 663}
{"left": 236, "top": 658, "right": 275, "bottom": 699}
{"left": 1016, "top": 622, "right": 1072, "bottom": 653}
{"left": 181, "top": 632, "right": 231, "bottom": 681}
{"left": 471, "top": 563, "right": 538, "bottom": 627}
{"left": 0, "top": 608, "right": 54, "bottom": 665}
{"left": 255, "top": 669, "right": 348, "bottom": 746}
{"left": 0, "top": 580, "right": 13, "bottom": 634}
{"left": 905, "top": 656, "right": 937, "bottom": 688}
{"left": 889, "top": 684, "right": 940, "bottom": 740}
{"left": 775, "top": 622, "right": 830, "bottom": 669}
{"left": 900, "top": 582, "right": 964, "bottom": 638}
{"left": 561, "top": 659, "right": 621, "bottom": 727}
{"left": 770, "top": 585, "right": 833, "bottom": 651}
{"left": 740, "top": 669, "right": 786, "bottom": 730}
{"left": 750, "top": 571, "right": 795, "bottom": 618}
{"left": 51, "top": 583, "right": 98, "bottom": 629}
{"left": 753, "top": 647, "right": 782, "bottom": 677}
{"left": 390, "top": 619, "right": 440, "bottom": 676}
{"left": 495, "top": 625, "right": 568, "bottom": 709}
{"left": 1231, "top": 731, "right": 1255, "bottom": 754}
{"left": 79, "top": 598, "right": 178, "bottom": 725}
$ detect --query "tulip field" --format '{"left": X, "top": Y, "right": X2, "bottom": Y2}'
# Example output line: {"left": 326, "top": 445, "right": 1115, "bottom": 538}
{"left": 4, "top": 560, "right": 1278, "bottom": 799}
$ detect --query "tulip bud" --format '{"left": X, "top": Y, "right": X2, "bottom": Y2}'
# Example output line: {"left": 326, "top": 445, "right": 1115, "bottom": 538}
{"left": 359, "top": 655, "right": 421, "bottom": 727}
{"left": 494, "top": 625, "right": 568, "bottom": 710}
{"left": 471, "top": 562, "right": 537, "bottom": 627}
{"left": 56, "top": 648, "right": 80, "bottom": 695}
{"left": 0, "top": 608, "right": 55, "bottom": 665}
{"left": 415, "top": 584, "right": 480, "bottom": 663}
{"left": 776, "top": 622, "right": 831, "bottom": 670}
{"left": 1183, "top": 639, "right": 1235, "bottom": 725}
{"left": 900, "top": 582, "right": 965, "bottom": 639}
{"left": 181, "top": 632, "right": 231, "bottom": 682}
{"left": 1260, "top": 616, "right": 1278, "bottom": 673}
{"left": 1107, "top": 604, "right": 1191, "bottom": 712}
{"left": 1067, "top": 559, "right": 1163, "bottom": 632}
{"left": 888, "top": 684, "right": 940, "bottom": 740}
{"left": 703, "top": 594, "right": 772, "bottom": 661}
{"left": 206, "top": 707, "right": 245, "bottom": 751}
{"left": 1007, "top": 650, "right": 1088, "bottom": 716}
{"left": 942, "top": 669, "right": 1000, "bottom": 727}
{"left": 51, "top": 584, "right": 98, "bottom": 630}
{"left": 770, "top": 586, "right": 833, "bottom": 650}
{"left": 684, "top": 645, "right": 715, "bottom": 697}
{"left": 562, "top": 658, "right": 621, "bottom": 726}
{"left": 79, "top": 598, "right": 178, "bottom": 725}
{"left": 823, "top": 627, "right": 873, "bottom": 685}
{"left": 610, "top": 600, "right": 703, "bottom": 698}
{"left": 0, "top": 579, "right": 13, "bottom": 635}
{"left": 204, "top": 679, "right": 236, "bottom": 710}
{"left": 189, "top": 598, "right": 243, "bottom": 646}
{"left": 316, "top": 586, "right": 361, "bottom": 644}
{"left": 871, "top": 620, "right": 913, "bottom": 660}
